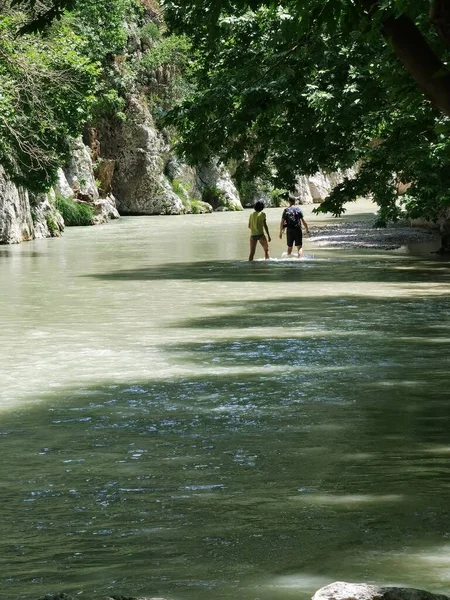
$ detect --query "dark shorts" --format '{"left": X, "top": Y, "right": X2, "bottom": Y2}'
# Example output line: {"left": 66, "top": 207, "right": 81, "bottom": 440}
{"left": 251, "top": 234, "right": 264, "bottom": 241}
{"left": 286, "top": 227, "right": 302, "bottom": 248}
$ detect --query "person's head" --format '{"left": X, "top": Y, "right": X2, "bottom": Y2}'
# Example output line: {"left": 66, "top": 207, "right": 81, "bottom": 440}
{"left": 254, "top": 201, "right": 265, "bottom": 212}
{"left": 281, "top": 192, "right": 296, "bottom": 205}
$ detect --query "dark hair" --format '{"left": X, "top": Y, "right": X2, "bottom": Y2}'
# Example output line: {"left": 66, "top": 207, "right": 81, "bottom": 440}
{"left": 254, "top": 201, "right": 265, "bottom": 212}
{"left": 281, "top": 192, "right": 295, "bottom": 204}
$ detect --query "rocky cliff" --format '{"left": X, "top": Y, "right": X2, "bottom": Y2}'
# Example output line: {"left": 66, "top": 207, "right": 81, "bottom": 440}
{"left": 0, "top": 100, "right": 246, "bottom": 244}
{"left": 0, "top": 140, "right": 119, "bottom": 245}
{"left": 246, "top": 168, "right": 358, "bottom": 208}
{"left": 0, "top": 167, "right": 64, "bottom": 244}
{"left": 94, "top": 97, "right": 243, "bottom": 216}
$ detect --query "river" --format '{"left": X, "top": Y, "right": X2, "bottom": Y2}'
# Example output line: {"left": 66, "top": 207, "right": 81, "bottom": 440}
{"left": 1, "top": 201, "right": 450, "bottom": 600}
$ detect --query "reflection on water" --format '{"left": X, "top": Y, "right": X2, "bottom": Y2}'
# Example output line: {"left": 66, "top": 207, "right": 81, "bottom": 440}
{"left": 0, "top": 204, "right": 450, "bottom": 599}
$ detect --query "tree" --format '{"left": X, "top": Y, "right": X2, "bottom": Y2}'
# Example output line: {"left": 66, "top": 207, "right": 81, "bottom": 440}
{"left": 0, "top": 0, "right": 138, "bottom": 192}
{"left": 12, "top": 0, "right": 77, "bottom": 34}
{"left": 164, "top": 0, "right": 450, "bottom": 117}
{"left": 0, "top": 0, "right": 195, "bottom": 192}
{"left": 0, "top": 11, "right": 98, "bottom": 192}
{"left": 161, "top": 0, "right": 450, "bottom": 236}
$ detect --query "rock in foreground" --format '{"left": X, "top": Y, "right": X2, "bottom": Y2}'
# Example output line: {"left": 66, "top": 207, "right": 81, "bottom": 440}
{"left": 313, "top": 582, "right": 450, "bottom": 600}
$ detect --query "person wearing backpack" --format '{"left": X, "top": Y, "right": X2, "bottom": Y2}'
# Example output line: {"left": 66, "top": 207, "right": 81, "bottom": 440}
{"left": 279, "top": 196, "right": 310, "bottom": 258}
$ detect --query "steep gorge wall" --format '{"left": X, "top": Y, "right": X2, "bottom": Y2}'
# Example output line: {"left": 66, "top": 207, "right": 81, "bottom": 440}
{"left": 95, "top": 98, "right": 243, "bottom": 215}
{"left": 0, "top": 167, "right": 64, "bottom": 244}
{"left": 0, "top": 141, "right": 119, "bottom": 245}
{"left": 96, "top": 99, "right": 183, "bottom": 215}
{"left": 0, "top": 168, "right": 34, "bottom": 244}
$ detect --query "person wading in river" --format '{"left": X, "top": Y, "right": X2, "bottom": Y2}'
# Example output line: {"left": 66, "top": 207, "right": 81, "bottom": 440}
{"left": 279, "top": 196, "right": 309, "bottom": 258}
{"left": 248, "top": 200, "right": 271, "bottom": 261}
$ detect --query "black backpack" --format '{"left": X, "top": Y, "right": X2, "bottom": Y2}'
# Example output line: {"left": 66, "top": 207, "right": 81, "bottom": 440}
{"left": 284, "top": 207, "right": 301, "bottom": 228}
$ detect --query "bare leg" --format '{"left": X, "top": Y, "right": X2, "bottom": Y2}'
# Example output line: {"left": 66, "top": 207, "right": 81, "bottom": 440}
{"left": 287, "top": 246, "right": 293, "bottom": 256}
{"left": 249, "top": 238, "right": 257, "bottom": 261}
{"left": 259, "top": 236, "right": 270, "bottom": 260}
{"left": 297, "top": 245, "right": 303, "bottom": 258}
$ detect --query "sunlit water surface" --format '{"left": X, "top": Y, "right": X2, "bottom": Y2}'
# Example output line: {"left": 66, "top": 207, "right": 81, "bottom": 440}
{"left": 1, "top": 203, "right": 450, "bottom": 600}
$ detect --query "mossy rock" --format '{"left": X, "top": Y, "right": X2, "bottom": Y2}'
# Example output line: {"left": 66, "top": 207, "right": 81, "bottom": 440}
{"left": 189, "top": 199, "right": 213, "bottom": 214}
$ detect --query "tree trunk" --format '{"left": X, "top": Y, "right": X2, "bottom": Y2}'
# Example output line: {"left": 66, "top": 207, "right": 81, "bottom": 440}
{"left": 430, "top": 0, "right": 450, "bottom": 47}
{"left": 361, "top": 0, "right": 450, "bottom": 117}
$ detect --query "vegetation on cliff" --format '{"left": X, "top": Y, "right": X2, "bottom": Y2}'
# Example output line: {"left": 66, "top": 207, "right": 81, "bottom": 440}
{"left": 0, "top": 11, "right": 98, "bottom": 192}
{"left": 0, "top": 0, "right": 189, "bottom": 194}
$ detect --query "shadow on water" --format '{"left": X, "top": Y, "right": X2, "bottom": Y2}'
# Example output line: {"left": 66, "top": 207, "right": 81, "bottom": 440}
{"left": 3, "top": 325, "right": 450, "bottom": 599}
{"left": 168, "top": 295, "right": 450, "bottom": 333}
{"left": 4, "top": 247, "right": 450, "bottom": 599}
{"left": 83, "top": 256, "right": 450, "bottom": 285}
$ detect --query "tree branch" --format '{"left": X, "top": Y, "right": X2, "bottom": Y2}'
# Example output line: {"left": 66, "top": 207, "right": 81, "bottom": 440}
{"left": 360, "top": 0, "right": 450, "bottom": 117}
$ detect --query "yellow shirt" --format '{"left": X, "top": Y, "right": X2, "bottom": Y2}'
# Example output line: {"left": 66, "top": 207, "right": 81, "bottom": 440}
{"left": 249, "top": 211, "right": 266, "bottom": 236}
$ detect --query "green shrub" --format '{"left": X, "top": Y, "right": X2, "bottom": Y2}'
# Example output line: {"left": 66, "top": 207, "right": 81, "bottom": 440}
{"left": 140, "top": 22, "right": 162, "bottom": 44}
{"left": 202, "top": 185, "right": 227, "bottom": 209}
{"left": 190, "top": 199, "right": 212, "bottom": 214}
{"left": 268, "top": 188, "right": 288, "bottom": 207}
{"left": 172, "top": 178, "right": 186, "bottom": 199}
{"left": 55, "top": 195, "right": 94, "bottom": 226}
{"left": 138, "top": 35, "right": 190, "bottom": 75}
{"left": 45, "top": 215, "right": 58, "bottom": 236}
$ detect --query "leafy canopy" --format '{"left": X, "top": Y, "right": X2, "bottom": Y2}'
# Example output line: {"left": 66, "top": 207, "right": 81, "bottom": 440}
{"left": 163, "top": 0, "right": 450, "bottom": 222}
{"left": 0, "top": 12, "right": 98, "bottom": 192}
{"left": 0, "top": 0, "right": 190, "bottom": 192}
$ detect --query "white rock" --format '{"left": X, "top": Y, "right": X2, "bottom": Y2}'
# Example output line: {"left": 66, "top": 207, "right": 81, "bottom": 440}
{"left": 313, "top": 582, "right": 383, "bottom": 600}
{"left": 92, "top": 194, "right": 120, "bottom": 225}
{"left": 196, "top": 160, "right": 243, "bottom": 211}
{"left": 101, "top": 98, "right": 184, "bottom": 215}
{"left": 312, "top": 581, "right": 450, "bottom": 600}
{"left": 63, "top": 137, "right": 99, "bottom": 200}
{"left": 54, "top": 168, "right": 74, "bottom": 199}
{"left": 308, "top": 171, "right": 333, "bottom": 201}
{"left": 30, "top": 191, "right": 64, "bottom": 239}
{"left": 0, "top": 167, "right": 33, "bottom": 244}
{"left": 293, "top": 175, "right": 314, "bottom": 204}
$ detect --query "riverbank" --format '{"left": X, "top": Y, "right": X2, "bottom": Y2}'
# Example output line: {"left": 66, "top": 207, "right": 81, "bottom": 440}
{"left": 308, "top": 218, "right": 438, "bottom": 250}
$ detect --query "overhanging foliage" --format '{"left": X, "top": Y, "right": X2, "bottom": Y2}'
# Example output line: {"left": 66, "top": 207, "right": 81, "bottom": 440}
{"left": 162, "top": 0, "right": 450, "bottom": 222}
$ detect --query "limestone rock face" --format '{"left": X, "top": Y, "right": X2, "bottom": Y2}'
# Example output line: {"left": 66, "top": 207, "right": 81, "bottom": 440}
{"left": 92, "top": 194, "right": 120, "bottom": 225}
{"left": 292, "top": 167, "right": 358, "bottom": 204}
{"left": 165, "top": 157, "right": 199, "bottom": 197}
{"left": 247, "top": 168, "right": 358, "bottom": 207}
{"left": 54, "top": 168, "right": 75, "bottom": 199}
{"left": 99, "top": 99, "right": 183, "bottom": 215}
{"left": 63, "top": 137, "right": 99, "bottom": 200}
{"left": 0, "top": 167, "right": 64, "bottom": 243}
{"left": 196, "top": 160, "right": 243, "bottom": 211}
{"left": 0, "top": 167, "right": 34, "bottom": 244}
{"left": 313, "top": 582, "right": 450, "bottom": 600}
{"left": 308, "top": 171, "right": 333, "bottom": 202}
{"left": 96, "top": 159, "right": 116, "bottom": 197}
{"left": 0, "top": 135, "right": 121, "bottom": 244}
{"left": 164, "top": 157, "right": 216, "bottom": 213}
{"left": 293, "top": 175, "right": 314, "bottom": 204}
{"left": 29, "top": 190, "right": 64, "bottom": 239}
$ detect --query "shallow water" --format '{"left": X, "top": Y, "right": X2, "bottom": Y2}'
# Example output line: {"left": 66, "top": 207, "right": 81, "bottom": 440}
{"left": 1, "top": 203, "right": 450, "bottom": 600}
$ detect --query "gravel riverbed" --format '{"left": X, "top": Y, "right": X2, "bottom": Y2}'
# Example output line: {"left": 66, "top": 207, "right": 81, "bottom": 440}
{"left": 308, "top": 220, "right": 439, "bottom": 250}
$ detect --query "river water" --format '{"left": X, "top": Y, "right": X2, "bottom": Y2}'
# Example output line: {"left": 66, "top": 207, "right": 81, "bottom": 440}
{"left": 1, "top": 202, "right": 450, "bottom": 600}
